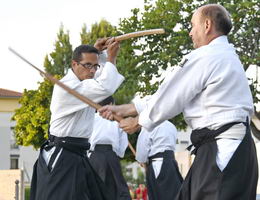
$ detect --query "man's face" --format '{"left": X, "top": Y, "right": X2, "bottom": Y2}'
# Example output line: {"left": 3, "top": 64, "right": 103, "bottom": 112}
{"left": 189, "top": 9, "right": 206, "bottom": 49}
{"left": 72, "top": 52, "right": 99, "bottom": 80}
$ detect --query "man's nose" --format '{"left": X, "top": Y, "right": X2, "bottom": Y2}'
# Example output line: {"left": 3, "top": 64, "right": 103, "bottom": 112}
{"left": 189, "top": 31, "right": 192, "bottom": 37}
{"left": 90, "top": 68, "right": 96, "bottom": 73}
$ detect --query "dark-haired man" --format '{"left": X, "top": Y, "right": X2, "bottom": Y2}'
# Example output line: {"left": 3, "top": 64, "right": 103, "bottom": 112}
{"left": 99, "top": 4, "right": 258, "bottom": 200}
{"left": 30, "top": 38, "right": 124, "bottom": 200}
{"left": 88, "top": 96, "right": 131, "bottom": 200}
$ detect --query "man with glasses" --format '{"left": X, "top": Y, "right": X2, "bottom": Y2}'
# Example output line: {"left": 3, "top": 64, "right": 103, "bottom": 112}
{"left": 30, "top": 38, "right": 125, "bottom": 200}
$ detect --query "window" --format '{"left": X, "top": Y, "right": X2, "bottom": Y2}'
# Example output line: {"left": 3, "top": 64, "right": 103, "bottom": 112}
{"left": 180, "top": 140, "right": 189, "bottom": 144}
{"left": 10, "top": 127, "right": 19, "bottom": 150}
{"left": 10, "top": 140, "right": 19, "bottom": 150}
{"left": 10, "top": 155, "right": 19, "bottom": 169}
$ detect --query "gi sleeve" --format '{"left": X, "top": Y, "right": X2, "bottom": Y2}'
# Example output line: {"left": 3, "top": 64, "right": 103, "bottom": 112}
{"left": 94, "top": 50, "right": 108, "bottom": 79}
{"left": 139, "top": 56, "right": 209, "bottom": 131}
{"left": 118, "top": 129, "right": 129, "bottom": 158}
{"left": 132, "top": 96, "right": 151, "bottom": 114}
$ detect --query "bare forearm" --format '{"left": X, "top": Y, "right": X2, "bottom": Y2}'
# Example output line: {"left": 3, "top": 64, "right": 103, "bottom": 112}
{"left": 117, "top": 104, "right": 138, "bottom": 117}
{"left": 98, "top": 103, "right": 138, "bottom": 120}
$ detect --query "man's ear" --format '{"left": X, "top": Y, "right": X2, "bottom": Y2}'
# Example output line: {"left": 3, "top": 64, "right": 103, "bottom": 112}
{"left": 204, "top": 18, "right": 213, "bottom": 34}
{"left": 71, "top": 60, "right": 77, "bottom": 70}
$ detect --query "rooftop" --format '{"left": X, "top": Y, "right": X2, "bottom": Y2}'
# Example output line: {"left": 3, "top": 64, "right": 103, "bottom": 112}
{"left": 0, "top": 88, "right": 22, "bottom": 98}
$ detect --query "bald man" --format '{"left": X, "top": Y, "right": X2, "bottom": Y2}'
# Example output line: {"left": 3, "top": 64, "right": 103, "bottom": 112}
{"left": 99, "top": 4, "right": 258, "bottom": 200}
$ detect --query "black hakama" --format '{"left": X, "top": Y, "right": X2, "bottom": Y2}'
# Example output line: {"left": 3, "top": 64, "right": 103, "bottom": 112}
{"left": 30, "top": 136, "right": 111, "bottom": 200}
{"left": 146, "top": 150, "right": 183, "bottom": 200}
{"left": 89, "top": 144, "right": 131, "bottom": 200}
{"left": 176, "top": 121, "right": 258, "bottom": 200}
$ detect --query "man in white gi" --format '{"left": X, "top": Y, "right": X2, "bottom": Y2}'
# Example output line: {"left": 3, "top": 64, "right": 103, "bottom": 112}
{"left": 30, "top": 38, "right": 125, "bottom": 200}
{"left": 133, "top": 97, "right": 183, "bottom": 200}
{"left": 88, "top": 96, "right": 131, "bottom": 200}
{"left": 99, "top": 4, "right": 258, "bottom": 200}
{"left": 136, "top": 121, "right": 183, "bottom": 200}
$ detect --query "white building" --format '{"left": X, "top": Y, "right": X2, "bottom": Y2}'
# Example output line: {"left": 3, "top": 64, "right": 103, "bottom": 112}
{"left": 0, "top": 88, "right": 39, "bottom": 184}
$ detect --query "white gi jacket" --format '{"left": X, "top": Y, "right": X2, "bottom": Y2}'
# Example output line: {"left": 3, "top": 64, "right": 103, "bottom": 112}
{"left": 136, "top": 121, "right": 177, "bottom": 178}
{"left": 134, "top": 97, "right": 178, "bottom": 178}
{"left": 49, "top": 51, "right": 124, "bottom": 138}
{"left": 89, "top": 113, "right": 128, "bottom": 158}
{"left": 43, "top": 51, "right": 124, "bottom": 167}
{"left": 139, "top": 36, "right": 253, "bottom": 130}
{"left": 138, "top": 36, "right": 254, "bottom": 171}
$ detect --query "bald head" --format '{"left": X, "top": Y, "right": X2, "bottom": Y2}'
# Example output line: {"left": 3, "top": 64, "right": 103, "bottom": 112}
{"left": 199, "top": 4, "right": 232, "bottom": 35}
{"left": 189, "top": 4, "right": 233, "bottom": 48}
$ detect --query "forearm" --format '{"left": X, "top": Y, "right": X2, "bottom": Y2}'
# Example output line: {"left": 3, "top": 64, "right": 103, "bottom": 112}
{"left": 117, "top": 104, "right": 138, "bottom": 117}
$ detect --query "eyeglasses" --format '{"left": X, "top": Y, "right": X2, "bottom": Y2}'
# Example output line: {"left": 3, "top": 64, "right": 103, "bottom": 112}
{"left": 78, "top": 62, "right": 100, "bottom": 70}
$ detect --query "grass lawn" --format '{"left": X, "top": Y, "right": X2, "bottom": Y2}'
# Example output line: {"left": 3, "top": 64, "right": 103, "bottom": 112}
{"left": 25, "top": 187, "right": 30, "bottom": 200}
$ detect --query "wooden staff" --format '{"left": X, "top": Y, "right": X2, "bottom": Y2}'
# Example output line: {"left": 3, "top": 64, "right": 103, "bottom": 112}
{"left": 115, "top": 28, "right": 165, "bottom": 41}
{"left": 101, "top": 28, "right": 165, "bottom": 50}
{"left": 8, "top": 47, "right": 136, "bottom": 155}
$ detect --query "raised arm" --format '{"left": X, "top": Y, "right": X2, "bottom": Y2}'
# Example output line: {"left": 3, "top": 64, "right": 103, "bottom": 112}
{"left": 94, "top": 37, "right": 119, "bottom": 65}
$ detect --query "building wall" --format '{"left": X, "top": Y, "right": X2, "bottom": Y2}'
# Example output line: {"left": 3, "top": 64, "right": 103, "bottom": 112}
{"left": 0, "top": 98, "right": 38, "bottom": 183}
{"left": 0, "top": 170, "right": 24, "bottom": 200}
{"left": 0, "top": 99, "right": 20, "bottom": 112}
{"left": 175, "top": 151, "right": 193, "bottom": 178}
{"left": 19, "top": 146, "right": 39, "bottom": 182}
{"left": 175, "top": 127, "right": 192, "bottom": 152}
{"left": 0, "top": 112, "right": 13, "bottom": 170}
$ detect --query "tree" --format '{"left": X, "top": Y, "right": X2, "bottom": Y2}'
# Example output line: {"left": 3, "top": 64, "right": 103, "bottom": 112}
{"left": 80, "top": 19, "right": 117, "bottom": 45}
{"left": 12, "top": 81, "right": 52, "bottom": 148}
{"left": 12, "top": 26, "right": 73, "bottom": 149}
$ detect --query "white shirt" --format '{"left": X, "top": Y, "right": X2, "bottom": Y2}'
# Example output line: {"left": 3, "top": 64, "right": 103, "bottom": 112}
{"left": 135, "top": 120, "right": 177, "bottom": 164}
{"left": 89, "top": 113, "right": 128, "bottom": 158}
{"left": 134, "top": 97, "right": 177, "bottom": 171}
{"left": 49, "top": 52, "right": 125, "bottom": 138}
{"left": 139, "top": 36, "right": 253, "bottom": 131}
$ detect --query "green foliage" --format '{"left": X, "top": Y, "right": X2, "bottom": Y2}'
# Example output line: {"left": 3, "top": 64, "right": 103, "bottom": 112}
{"left": 136, "top": 167, "right": 146, "bottom": 185}
{"left": 121, "top": 160, "right": 136, "bottom": 184}
{"left": 25, "top": 187, "right": 30, "bottom": 200}
{"left": 12, "top": 26, "right": 72, "bottom": 149}
{"left": 121, "top": 160, "right": 145, "bottom": 187}
{"left": 80, "top": 19, "right": 117, "bottom": 45}
{"left": 45, "top": 26, "right": 73, "bottom": 76}
{"left": 12, "top": 80, "right": 52, "bottom": 148}
{"left": 218, "top": 0, "right": 259, "bottom": 71}
{"left": 124, "top": 133, "right": 139, "bottom": 161}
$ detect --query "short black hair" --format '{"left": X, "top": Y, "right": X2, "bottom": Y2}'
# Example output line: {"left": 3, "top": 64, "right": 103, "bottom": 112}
{"left": 99, "top": 96, "right": 115, "bottom": 106}
{"left": 201, "top": 4, "right": 232, "bottom": 35}
{"left": 72, "top": 45, "right": 99, "bottom": 62}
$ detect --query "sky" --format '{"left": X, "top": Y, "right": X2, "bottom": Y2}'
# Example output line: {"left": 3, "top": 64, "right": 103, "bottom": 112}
{"left": 0, "top": 0, "right": 144, "bottom": 92}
